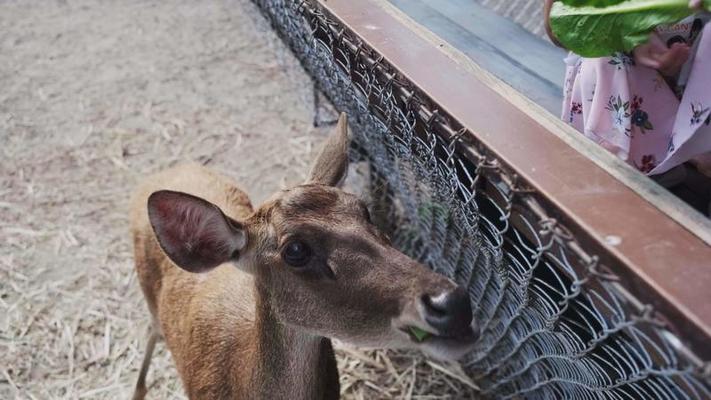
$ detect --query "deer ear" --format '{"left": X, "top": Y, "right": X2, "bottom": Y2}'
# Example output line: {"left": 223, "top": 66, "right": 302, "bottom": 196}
{"left": 308, "top": 112, "right": 350, "bottom": 186}
{"left": 147, "top": 190, "right": 247, "bottom": 273}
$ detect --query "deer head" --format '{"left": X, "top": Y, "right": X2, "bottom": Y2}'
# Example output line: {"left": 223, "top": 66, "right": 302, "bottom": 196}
{"left": 146, "top": 113, "right": 478, "bottom": 360}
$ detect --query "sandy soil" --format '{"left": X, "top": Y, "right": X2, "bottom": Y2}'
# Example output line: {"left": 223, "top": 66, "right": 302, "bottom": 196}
{"left": 0, "top": 1, "right": 475, "bottom": 399}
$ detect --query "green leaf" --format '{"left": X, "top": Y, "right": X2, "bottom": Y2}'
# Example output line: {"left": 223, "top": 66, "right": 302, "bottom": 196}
{"left": 409, "top": 326, "right": 432, "bottom": 342}
{"left": 561, "top": 0, "right": 626, "bottom": 6}
{"left": 550, "top": 0, "right": 710, "bottom": 57}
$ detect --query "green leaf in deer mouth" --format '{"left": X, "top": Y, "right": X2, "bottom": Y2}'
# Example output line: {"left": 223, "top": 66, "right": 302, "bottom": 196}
{"left": 407, "top": 326, "right": 433, "bottom": 343}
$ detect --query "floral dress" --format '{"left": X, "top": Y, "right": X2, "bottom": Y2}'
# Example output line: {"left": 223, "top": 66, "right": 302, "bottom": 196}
{"left": 562, "top": 14, "right": 711, "bottom": 175}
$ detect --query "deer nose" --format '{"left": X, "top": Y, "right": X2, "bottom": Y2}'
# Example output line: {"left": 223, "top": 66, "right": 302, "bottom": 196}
{"left": 421, "top": 286, "right": 473, "bottom": 336}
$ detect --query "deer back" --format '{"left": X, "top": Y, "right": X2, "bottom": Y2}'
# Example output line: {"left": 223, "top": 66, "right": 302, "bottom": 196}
{"left": 130, "top": 162, "right": 257, "bottom": 397}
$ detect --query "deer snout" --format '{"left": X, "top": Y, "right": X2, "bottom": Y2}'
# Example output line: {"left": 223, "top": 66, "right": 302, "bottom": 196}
{"left": 420, "top": 286, "right": 475, "bottom": 338}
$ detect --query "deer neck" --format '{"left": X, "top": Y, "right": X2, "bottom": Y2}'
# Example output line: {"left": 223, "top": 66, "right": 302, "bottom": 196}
{"left": 242, "top": 281, "right": 339, "bottom": 400}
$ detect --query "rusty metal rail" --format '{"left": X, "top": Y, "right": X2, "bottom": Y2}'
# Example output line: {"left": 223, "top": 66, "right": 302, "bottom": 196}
{"left": 252, "top": 0, "right": 711, "bottom": 398}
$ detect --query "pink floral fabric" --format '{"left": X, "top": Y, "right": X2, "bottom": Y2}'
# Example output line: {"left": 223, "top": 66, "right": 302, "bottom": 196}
{"left": 562, "top": 22, "right": 711, "bottom": 175}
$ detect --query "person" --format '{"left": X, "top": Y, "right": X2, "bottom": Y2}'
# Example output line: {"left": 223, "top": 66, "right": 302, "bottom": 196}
{"left": 544, "top": 0, "right": 711, "bottom": 213}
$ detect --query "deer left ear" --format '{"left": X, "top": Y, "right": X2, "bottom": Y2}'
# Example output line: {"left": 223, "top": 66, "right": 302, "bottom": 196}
{"left": 307, "top": 112, "right": 349, "bottom": 187}
{"left": 147, "top": 190, "right": 247, "bottom": 273}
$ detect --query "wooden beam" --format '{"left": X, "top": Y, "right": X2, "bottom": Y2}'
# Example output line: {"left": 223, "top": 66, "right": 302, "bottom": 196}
{"left": 318, "top": 0, "right": 711, "bottom": 358}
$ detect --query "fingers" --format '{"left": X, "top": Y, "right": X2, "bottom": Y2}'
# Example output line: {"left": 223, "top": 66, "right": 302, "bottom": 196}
{"left": 633, "top": 41, "right": 662, "bottom": 69}
{"left": 657, "top": 43, "right": 690, "bottom": 76}
{"left": 633, "top": 37, "right": 690, "bottom": 76}
{"left": 633, "top": 33, "right": 667, "bottom": 69}
{"left": 633, "top": 46, "right": 660, "bottom": 69}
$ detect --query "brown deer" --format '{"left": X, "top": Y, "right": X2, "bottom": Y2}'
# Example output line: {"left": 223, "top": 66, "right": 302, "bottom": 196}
{"left": 130, "top": 113, "right": 478, "bottom": 399}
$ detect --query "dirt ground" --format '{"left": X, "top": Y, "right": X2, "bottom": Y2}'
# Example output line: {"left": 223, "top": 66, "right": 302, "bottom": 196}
{"left": 0, "top": 1, "right": 476, "bottom": 398}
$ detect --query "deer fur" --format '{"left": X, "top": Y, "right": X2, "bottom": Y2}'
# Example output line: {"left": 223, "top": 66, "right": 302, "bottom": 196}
{"left": 130, "top": 114, "right": 477, "bottom": 399}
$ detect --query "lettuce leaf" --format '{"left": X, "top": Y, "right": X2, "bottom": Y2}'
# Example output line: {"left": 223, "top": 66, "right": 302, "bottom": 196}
{"left": 408, "top": 326, "right": 432, "bottom": 342}
{"left": 551, "top": 0, "right": 711, "bottom": 57}
{"left": 560, "top": 0, "right": 626, "bottom": 6}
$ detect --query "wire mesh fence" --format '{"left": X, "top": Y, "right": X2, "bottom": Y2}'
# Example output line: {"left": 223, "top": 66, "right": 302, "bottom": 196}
{"left": 251, "top": 0, "right": 711, "bottom": 398}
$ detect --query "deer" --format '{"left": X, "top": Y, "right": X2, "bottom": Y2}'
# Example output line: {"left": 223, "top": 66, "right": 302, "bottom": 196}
{"left": 129, "top": 113, "right": 478, "bottom": 400}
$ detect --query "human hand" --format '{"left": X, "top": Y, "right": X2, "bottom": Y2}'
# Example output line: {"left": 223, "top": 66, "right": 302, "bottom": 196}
{"left": 691, "top": 153, "right": 711, "bottom": 178}
{"left": 633, "top": 33, "right": 690, "bottom": 76}
{"left": 689, "top": 0, "right": 702, "bottom": 10}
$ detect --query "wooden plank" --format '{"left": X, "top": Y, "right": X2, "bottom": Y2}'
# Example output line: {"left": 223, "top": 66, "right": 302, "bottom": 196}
{"left": 379, "top": 0, "right": 711, "bottom": 247}
{"left": 388, "top": 0, "right": 566, "bottom": 114}
{"left": 318, "top": 0, "right": 711, "bottom": 358}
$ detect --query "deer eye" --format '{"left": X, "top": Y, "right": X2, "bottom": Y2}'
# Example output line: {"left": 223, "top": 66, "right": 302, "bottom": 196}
{"left": 282, "top": 240, "right": 312, "bottom": 267}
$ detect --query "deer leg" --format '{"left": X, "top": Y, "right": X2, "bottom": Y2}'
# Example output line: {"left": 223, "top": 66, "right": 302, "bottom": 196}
{"left": 132, "top": 326, "right": 159, "bottom": 400}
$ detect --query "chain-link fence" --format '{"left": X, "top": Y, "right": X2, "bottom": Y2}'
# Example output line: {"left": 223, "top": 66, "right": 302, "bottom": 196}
{"left": 251, "top": 0, "right": 711, "bottom": 398}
